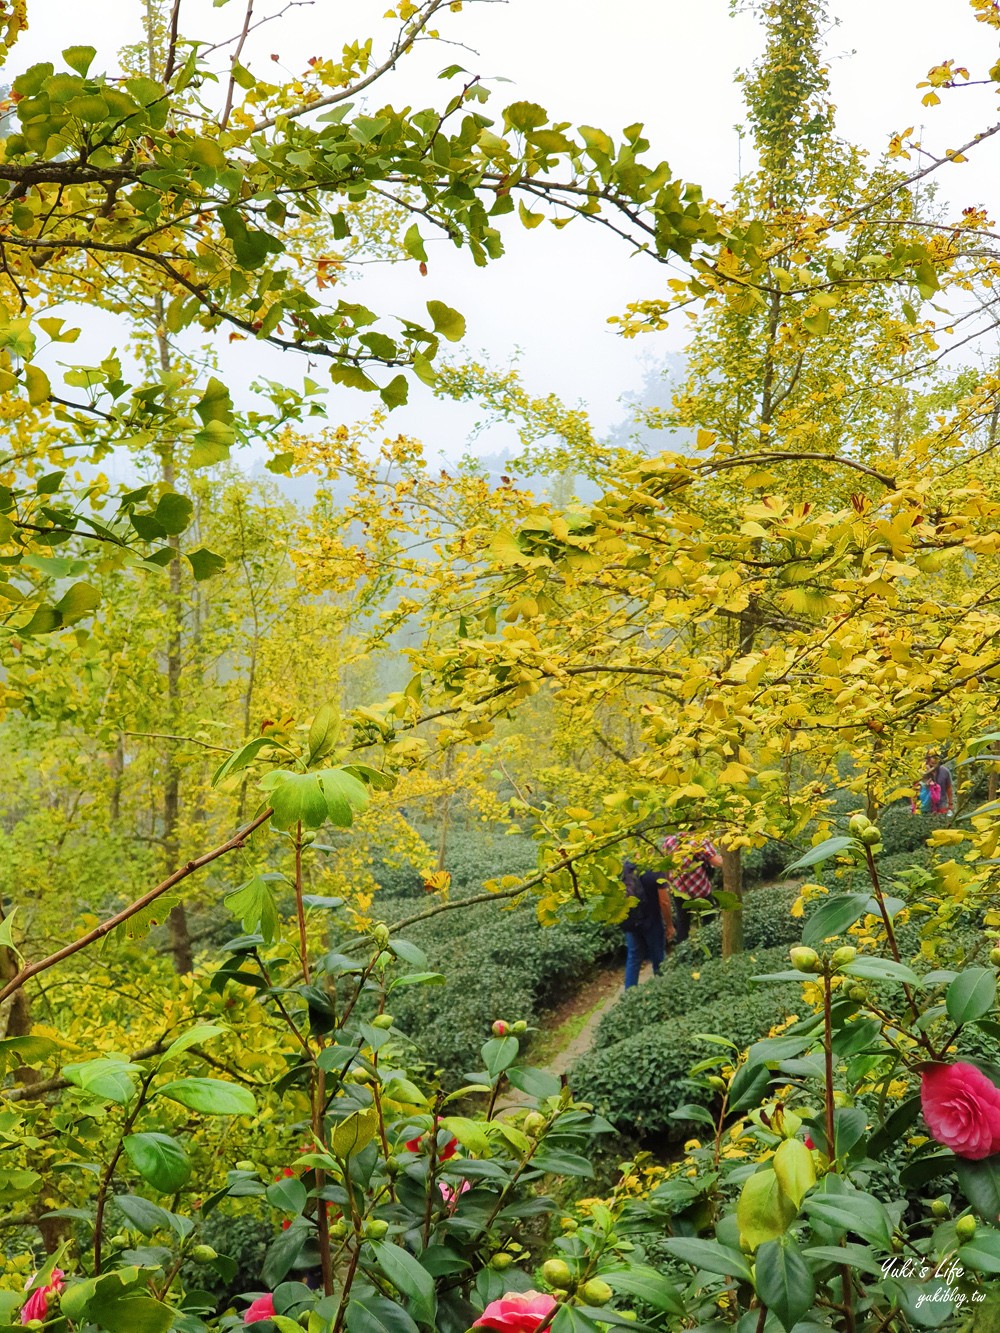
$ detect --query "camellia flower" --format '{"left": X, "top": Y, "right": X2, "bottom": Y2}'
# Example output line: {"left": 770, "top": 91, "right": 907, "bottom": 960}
{"left": 472, "top": 1291, "right": 557, "bottom": 1331}
{"left": 405, "top": 1128, "right": 458, "bottom": 1161}
{"left": 921, "top": 1061, "right": 1000, "bottom": 1160}
{"left": 21, "top": 1270, "right": 65, "bottom": 1325}
{"left": 244, "top": 1292, "right": 276, "bottom": 1325}
{"left": 438, "top": 1178, "right": 471, "bottom": 1208}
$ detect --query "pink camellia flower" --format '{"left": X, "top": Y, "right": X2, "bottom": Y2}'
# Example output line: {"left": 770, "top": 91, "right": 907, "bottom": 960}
{"left": 244, "top": 1292, "right": 276, "bottom": 1325}
{"left": 472, "top": 1291, "right": 557, "bottom": 1331}
{"left": 438, "top": 1178, "right": 471, "bottom": 1208}
{"left": 492, "top": 1020, "right": 510, "bottom": 1037}
{"left": 921, "top": 1062, "right": 1000, "bottom": 1160}
{"left": 21, "top": 1270, "right": 65, "bottom": 1325}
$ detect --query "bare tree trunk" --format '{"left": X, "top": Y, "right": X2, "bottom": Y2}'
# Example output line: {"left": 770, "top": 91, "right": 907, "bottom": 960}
{"left": 436, "top": 750, "right": 454, "bottom": 872}
{"left": 720, "top": 847, "right": 744, "bottom": 957}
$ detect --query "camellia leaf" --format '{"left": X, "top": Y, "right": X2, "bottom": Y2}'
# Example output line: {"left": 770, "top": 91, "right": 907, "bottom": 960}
{"left": 801, "top": 892, "right": 871, "bottom": 946}
{"left": 736, "top": 1167, "right": 796, "bottom": 1250}
{"left": 946, "top": 967, "right": 997, "bottom": 1025}
{"left": 772, "top": 1137, "right": 817, "bottom": 1208}
{"left": 332, "top": 1108, "right": 379, "bottom": 1158}
{"left": 370, "top": 1241, "right": 437, "bottom": 1327}
{"left": 63, "top": 1059, "right": 138, "bottom": 1105}
{"left": 754, "top": 1237, "right": 816, "bottom": 1332}
{"left": 784, "top": 836, "right": 854, "bottom": 873}
{"left": 659, "top": 1237, "right": 752, "bottom": 1281}
{"left": 123, "top": 1133, "right": 191, "bottom": 1194}
{"left": 156, "top": 1077, "right": 256, "bottom": 1116}
{"left": 956, "top": 1156, "right": 1000, "bottom": 1221}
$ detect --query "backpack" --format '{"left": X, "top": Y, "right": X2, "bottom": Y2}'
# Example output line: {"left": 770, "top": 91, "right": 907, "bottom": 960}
{"left": 919, "top": 780, "right": 941, "bottom": 815}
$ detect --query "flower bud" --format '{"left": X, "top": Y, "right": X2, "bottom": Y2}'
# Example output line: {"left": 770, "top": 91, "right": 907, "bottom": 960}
{"left": 848, "top": 984, "right": 867, "bottom": 1003}
{"left": 848, "top": 814, "right": 871, "bottom": 835}
{"left": 300, "top": 830, "right": 317, "bottom": 845}
{"left": 384, "top": 1155, "right": 400, "bottom": 1176}
{"left": 930, "top": 1198, "right": 950, "bottom": 1218}
{"left": 190, "top": 1244, "right": 217, "bottom": 1263}
{"left": 235, "top": 1160, "right": 256, "bottom": 1173}
{"left": 489, "top": 1253, "right": 513, "bottom": 1271}
{"left": 789, "top": 946, "right": 822, "bottom": 973}
{"left": 956, "top": 1215, "right": 977, "bottom": 1243}
{"left": 830, "top": 946, "right": 858, "bottom": 969}
{"left": 372, "top": 923, "right": 390, "bottom": 949}
{"left": 523, "top": 1111, "right": 547, "bottom": 1137}
{"left": 860, "top": 826, "right": 882, "bottom": 847}
{"left": 542, "top": 1259, "right": 574, "bottom": 1290}
{"left": 372, "top": 1014, "right": 394, "bottom": 1030}
{"left": 581, "top": 1279, "right": 613, "bottom": 1307}
{"left": 491, "top": 1020, "right": 510, "bottom": 1037}
{"left": 512, "top": 1020, "right": 528, "bottom": 1035}
{"left": 109, "top": 1234, "right": 129, "bottom": 1248}
{"left": 990, "top": 948, "right": 1000, "bottom": 969}
{"left": 365, "top": 1219, "right": 389, "bottom": 1240}
{"left": 559, "top": 1217, "right": 578, "bottom": 1233}
{"left": 330, "top": 1219, "right": 350, "bottom": 1239}
{"left": 706, "top": 1075, "right": 727, "bottom": 1091}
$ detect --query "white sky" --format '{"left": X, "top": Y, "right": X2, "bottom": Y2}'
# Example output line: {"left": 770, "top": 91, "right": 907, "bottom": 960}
{"left": 9, "top": 0, "right": 1000, "bottom": 461}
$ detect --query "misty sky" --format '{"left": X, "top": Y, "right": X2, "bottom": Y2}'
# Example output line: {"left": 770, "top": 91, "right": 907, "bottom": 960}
{"left": 9, "top": 0, "right": 1000, "bottom": 462}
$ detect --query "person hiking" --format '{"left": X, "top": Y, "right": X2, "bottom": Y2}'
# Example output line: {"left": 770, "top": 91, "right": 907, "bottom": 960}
{"left": 915, "top": 750, "right": 954, "bottom": 816}
{"left": 620, "top": 859, "right": 666, "bottom": 989}
{"left": 660, "top": 833, "right": 723, "bottom": 944}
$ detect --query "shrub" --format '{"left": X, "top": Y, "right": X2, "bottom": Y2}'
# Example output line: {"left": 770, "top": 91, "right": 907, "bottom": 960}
{"left": 596, "top": 944, "right": 792, "bottom": 1047}
{"left": 876, "top": 802, "right": 946, "bottom": 856}
{"left": 671, "top": 883, "right": 804, "bottom": 963}
{"left": 570, "top": 988, "right": 797, "bottom": 1136}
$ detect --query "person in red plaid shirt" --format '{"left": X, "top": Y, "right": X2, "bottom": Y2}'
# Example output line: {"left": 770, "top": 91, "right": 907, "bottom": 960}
{"left": 660, "top": 833, "right": 723, "bottom": 944}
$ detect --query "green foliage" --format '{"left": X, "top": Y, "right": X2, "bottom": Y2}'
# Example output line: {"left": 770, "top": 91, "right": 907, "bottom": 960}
{"left": 572, "top": 987, "right": 795, "bottom": 1135}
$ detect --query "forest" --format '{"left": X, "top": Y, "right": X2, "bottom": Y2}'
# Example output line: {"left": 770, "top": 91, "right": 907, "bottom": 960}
{"left": 3, "top": 0, "right": 1000, "bottom": 1329}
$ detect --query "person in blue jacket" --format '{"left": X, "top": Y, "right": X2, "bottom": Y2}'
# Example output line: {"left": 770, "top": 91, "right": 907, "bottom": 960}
{"left": 620, "top": 859, "right": 666, "bottom": 989}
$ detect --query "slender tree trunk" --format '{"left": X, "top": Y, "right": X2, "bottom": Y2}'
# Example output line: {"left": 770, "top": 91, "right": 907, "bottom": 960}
{"left": 156, "top": 312, "right": 193, "bottom": 974}
{"left": 720, "top": 847, "right": 744, "bottom": 957}
{"left": 436, "top": 750, "right": 454, "bottom": 872}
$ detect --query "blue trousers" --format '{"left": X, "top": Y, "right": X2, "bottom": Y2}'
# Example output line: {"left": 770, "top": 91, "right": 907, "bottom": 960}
{"left": 623, "top": 920, "right": 666, "bottom": 988}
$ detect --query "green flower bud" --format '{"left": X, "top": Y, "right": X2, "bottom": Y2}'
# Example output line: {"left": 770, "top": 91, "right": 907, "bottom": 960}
{"left": 512, "top": 1020, "right": 528, "bottom": 1035}
{"left": 848, "top": 984, "right": 867, "bottom": 1002}
{"left": 190, "top": 1244, "right": 218, "bottom": 1263}
{"left": 581, "top": 1279, "right": 613, "bottom": 1307}
{"left": 523, "top": 1112, "right": 547, "bottom": 1137}
{"left": 373, "top": 923, "right": 390, "bottom": 949}
{"left": 109, "top": 1234, "right": 129, "bottom": 1249}
{"left": 848, "top": 814, "right": 871, "bottom": 835}
{"left": 330, "top": 1219, "right": 350, "bottom": 1239}
{"left": 372, "top": 1014, "right": 394, "bottom": 1030}
{"left": 990, "top": 948, "right": 1000, "bottom": 969}
{"left": 384, "top": 1155, "right": 401, "bottom": 1176}
{"left": 956, "top": 1215, "right": 977, "bottom": 1243}
{"left": 789, "top": 946, "right": 822, "bottom": 973}
{"left": 706, "top": 1075, "right": 727, "bottom": 1091}
{"left": 235, "top": 1160, "right": 256, "bottom": 1172}
{"left": 830, "top": 946, "right": 858, "bottom": 969}
{"left": 366, "top": 1219, "right": 389, "bottom": 1240}
{"left": 542, "top": 1259, "right": 574, "bottom": 1290}
{"left": 489, "top": 1253, "right": 513, "bottom": 1271}
{"left": 861, "top": 826, "right": 882, "bottom": 847}
{"left": 930, "top": 1198, "right": 950, "bottom": 1218}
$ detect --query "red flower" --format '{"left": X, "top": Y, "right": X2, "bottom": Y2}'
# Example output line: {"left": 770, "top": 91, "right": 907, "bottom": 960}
{"left": 21, "top": 1270, "right": 65, "bottom": 1325}
{"left": 405, "top": 1129, "right": 458, "bottom": 1160}
{"left": 803, "top": 1134, "right": 815, "bottom": 1151}
{"left": 921, "top": 1062, "right": 1000, "bottom": 1160}
{"left": 473, "top": 1291, "right": 557, "bottom": 1331}
{"left": 245, "top": 1292, "right": 276, "bottom": 1324}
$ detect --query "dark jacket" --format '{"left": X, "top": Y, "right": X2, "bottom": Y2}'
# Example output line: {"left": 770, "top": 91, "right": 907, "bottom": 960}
{"left": 621, "top": 861, "right": 664, "bottom": 932}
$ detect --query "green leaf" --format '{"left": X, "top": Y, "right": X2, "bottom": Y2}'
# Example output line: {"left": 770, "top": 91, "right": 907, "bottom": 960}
{"left": 660, "top": 1236, "right": 751, "bottom": 1281}
{"left": 728, "top": 1059, "right": 771, "bottom": 1113}
{"left": 113, "top": 1194, "right": 178, "bottom": 1237}
{"left": 332, "top": 1108, "right": 379, "bottom": 1157}
{"left": 153, "top": 492, "right": 194, "bottom": 535}
{"left": 956, "top": 1156, "right": 1000, "bottom": 1220}
{"left": 371, "top": 1241, "right": 437, "bottom": 1327}
{"left": 784, "top": 836, "right": 854, "bottom": 873}
{"left": 225, "top": 875, "right": 281, "bottom": 944}
{"left": 426, "top": 300, "right": 465, "bottom": 342}
{"left": 123, "top": 1133, "right": 191, "bottom": 1194}
{"left": 480, "top": 1035, "right": 518, "bottom": 1081}
{"left": 262, "top": 766, "right": 370, "bottom": 832}
{"left": 505, "top": 1066, "right": 561, "bottom": 1099}
{"left": 755, "top": 1237, "right": 816, "bottom": 1332}
{"left": 156, "top": 1077, "right": 256, "bottom": 1116}
{"left": 212, "top": 735, "right": 286, "bottom": 785}
{"left": 946, "top": 967, "right": 997, "bottom": 1025}
{"left": 262, "top": 1219, "right": 310, "bottom": 1290}
{"left": 603, "top": 1265, "right": 684, "bottom": 1315}
{"left": 403, "top": 224, "right": 427, "bottom": 262}
{"left": 345, "top": 1292, "right": 419, "bottom": 1333}
{"left": 63, "top": 45, "right": 97, "bottom": 75}
{"left": 63, "top": 1058, "right": 138, "bottom": 1105}
{"left": 958, "top": 1228, "right": 1000, "bottom": 1273}
{"left": 841, "top": 956, "right": 921, "bottom": 987}
{"left": 579, "top": 124, "right": 614, "bottom": 157}
{"left": 802, "top": 1242, "right": 884, "bottom": 1277}
{"left": 736, "top": 1168, "right": 796, "bottom": 1249}
{"left": 801, "top": 893, "right": 871, "bottom": 946}
{"left": 159, "top": 1023, "right": 227, "bottom": 1064}
{"left": 266, "top": 1175, "right": 307, "bottom": 1215}
{"left": 802, "top": 1190, "right": 892, "bottom": 1247}
{"left": 308, "top": 703, "right": 341, "bottom": 762}
{"left": 186, "top": 547, "right": 227, "bottom": 581}
{"left": 55, "top": 582, "right": 100, "bottom": 624}
{"left": 380, "top": 374, "right": 409, "bottom": 409}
